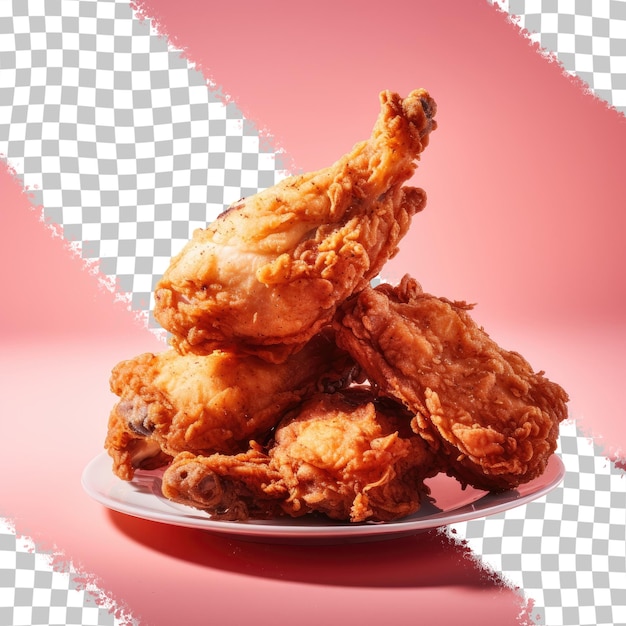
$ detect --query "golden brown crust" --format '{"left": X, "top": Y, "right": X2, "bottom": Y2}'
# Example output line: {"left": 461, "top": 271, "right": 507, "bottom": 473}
{"left": 160, "top": 387, "right": 440, "bottom": 523}
{"left": 334, "top": 275, "right": 569, "bottom": 492}
{"left": 161, "top": 447, "right": 288, "bottom": 520}
{"left": 271, "top": 388, "right": 439, "bottom": 522}
{"left": 153, "top": 90, "right": 436, "bottom": 362}
{"left": 105, "top": 330, "right": 356, "bottom": 480}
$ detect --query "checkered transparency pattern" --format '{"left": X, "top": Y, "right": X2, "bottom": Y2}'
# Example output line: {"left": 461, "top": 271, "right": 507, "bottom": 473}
{"left": 0, "top": 0, "right": 288, "bottom": 330}
{"left": 489, "top": 0, "right": 626, "bottom": 114}
{"left": 0, "top": 518, "right": 134, "bottom": 626}
{"left": 450, "top": 420, "right": 626, "bottom": 626}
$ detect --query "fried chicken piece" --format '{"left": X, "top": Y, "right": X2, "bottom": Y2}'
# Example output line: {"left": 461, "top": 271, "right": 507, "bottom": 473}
{"left": 154, "top": 89, "right": 436, "bottom": 363}
{"left": 334, "top": 276, "right": 569, "bottom": 492}
{"left": 105, "top": 330, "right": 356, "bottom": 481}
{"left": 272, "top": 388, "right": 439, "bottom": 522}
{"left": 161, "top": 446, "right": 288, "bottom": 521}
{"left": 161, "top": 387, "right": 440, "bottom": 523}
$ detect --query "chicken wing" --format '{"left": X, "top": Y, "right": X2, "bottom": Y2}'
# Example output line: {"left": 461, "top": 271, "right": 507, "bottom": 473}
{"left": 105, "top": 330, "right": 356, "bottom": 481}
{"left": 154, "top": 89, "right": 436, "bottom": 363}
{"left": 160, "top": 446, "right": 288, "bottom": 521}
{"left": 161, "top": 387, "right": 440, "bottom": 522}
{"left": 334, "top": 276, "right": 569, "bottom": 492}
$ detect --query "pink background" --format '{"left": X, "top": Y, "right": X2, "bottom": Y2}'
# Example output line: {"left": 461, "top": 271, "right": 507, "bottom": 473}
{"left": 1, "top": 1, "right": 625, "bottom": 624}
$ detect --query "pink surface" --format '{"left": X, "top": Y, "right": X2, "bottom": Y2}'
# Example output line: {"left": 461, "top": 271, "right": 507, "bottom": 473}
{"left": 2, "top": 1, "right": 625, "bottom": 624}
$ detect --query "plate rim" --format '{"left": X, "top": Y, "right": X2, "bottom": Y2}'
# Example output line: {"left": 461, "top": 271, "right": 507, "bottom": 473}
{"left": 82, "top": 452, "right": 566, "bottom": 540}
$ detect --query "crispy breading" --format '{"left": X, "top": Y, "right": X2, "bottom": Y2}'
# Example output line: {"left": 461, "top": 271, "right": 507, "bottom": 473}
{"left": 334, "top": 275, "right": 569, "bottom": 491}
{"left": 153, "top": 90, "right": 436, "bottom": 363}
{"left": 271, "top": 388, "right": 439, "bottom": 522}
{"left": 161, "top": 387, "right": 440, "bottom": 522}
{"left": 105, "top": 330, "right": 356, "bottom": 480}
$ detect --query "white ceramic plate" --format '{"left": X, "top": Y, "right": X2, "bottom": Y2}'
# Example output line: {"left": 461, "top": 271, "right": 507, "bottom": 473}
{"left": 82, "top": 452, "right": 565, "bottom": 543}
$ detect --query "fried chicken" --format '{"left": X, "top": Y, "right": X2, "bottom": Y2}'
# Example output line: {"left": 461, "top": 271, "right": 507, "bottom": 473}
{"left": 272, "top": 387, "right": 439, "bottom": 522}
{"left": 161, "top": 387, "right": 440, "bottom": 523}
{"left": 105, "top": 330, "right": 356, "bottom": 481}
{"left": 334, "top": 276, "right": 569, "bottom": 492}
{"left": 98, "top": 85, "right": 570, "bottom": 527}
{"left": 161, "top": 446, "right": 288, "bottom": 521}
{"left": 153, "top": 89, "right": 436, "bottom": 363}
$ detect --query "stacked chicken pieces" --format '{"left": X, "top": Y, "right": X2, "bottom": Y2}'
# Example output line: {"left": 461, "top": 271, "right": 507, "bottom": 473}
{"left": 105, "top": 90, "right": 568, "bottom": 523}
